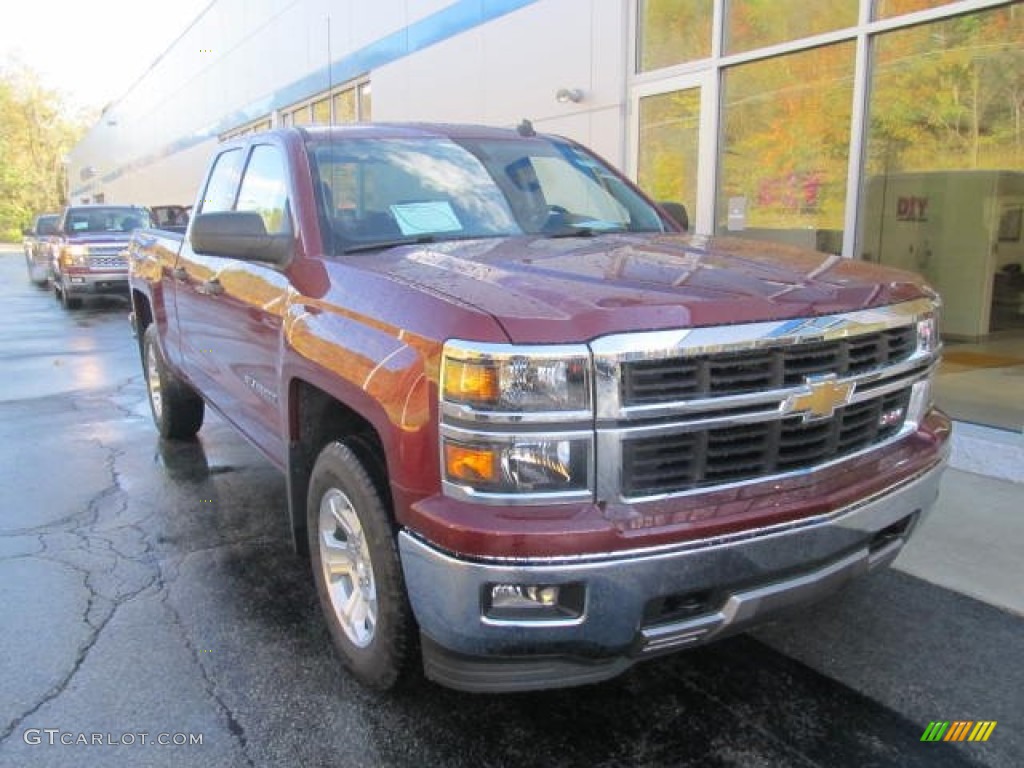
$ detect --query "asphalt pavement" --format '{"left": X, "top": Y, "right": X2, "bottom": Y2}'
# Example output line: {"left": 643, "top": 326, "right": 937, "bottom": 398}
{"left": 0, "top": 244, "right": 1020, "bottom": 768}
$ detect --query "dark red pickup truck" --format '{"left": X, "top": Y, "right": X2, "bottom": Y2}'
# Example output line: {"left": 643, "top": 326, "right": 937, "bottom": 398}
{"left": 129, "top": 124, "right": 950, "bottom": 692}
{"left": 52, "top": 204, "right": 152, "bottom": 309}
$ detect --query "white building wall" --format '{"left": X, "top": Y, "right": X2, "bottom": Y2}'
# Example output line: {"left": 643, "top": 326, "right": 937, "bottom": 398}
{"left": 372, "top": 0, "right": 627, "bottom": 165}
{"left": 66, "top": 0, "right": 626, "bottom": 207}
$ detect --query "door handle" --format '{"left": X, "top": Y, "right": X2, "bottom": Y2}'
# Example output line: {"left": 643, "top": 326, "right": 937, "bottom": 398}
{"left": 172, "top": 266, "right": 188, "bottom": 280}
{"left": 198, "top": 278, "right": 224, "bottom": 296}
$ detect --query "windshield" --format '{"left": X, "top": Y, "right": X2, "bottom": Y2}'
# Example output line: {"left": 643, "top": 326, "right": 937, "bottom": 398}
{"left": 308, "top": 135, "right": 666, "bottom": 254}
{"left": 65, "top": 206, "right": 152, "bottom": 234}
{"left": 37, "top": 215, "right": 60, "bottom": 235}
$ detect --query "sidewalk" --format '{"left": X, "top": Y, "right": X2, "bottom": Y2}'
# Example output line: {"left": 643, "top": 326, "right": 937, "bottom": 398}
{"left": 895, "top": 465, "right": 1024, "bottom": 617}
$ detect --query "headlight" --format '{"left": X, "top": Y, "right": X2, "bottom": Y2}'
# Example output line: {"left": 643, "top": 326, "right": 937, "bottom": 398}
{"left": 60, "top": 245, "right": 89, "bottom": 266}
{"left": 440, "top": 341, "right": 595, "bottom": 503}
{"left": 442, "top": 435, "right": 592, "bottom": 499}
{"left": 916, "top": 312, "right": 940, "bottom": 355}
{"left": 441, "top": 341, "right": 591, "bottom": 416}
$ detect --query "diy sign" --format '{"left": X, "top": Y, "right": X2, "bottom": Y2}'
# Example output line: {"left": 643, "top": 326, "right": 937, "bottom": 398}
{"left": 897, "top": 196, "right": 928, "bottom": 222}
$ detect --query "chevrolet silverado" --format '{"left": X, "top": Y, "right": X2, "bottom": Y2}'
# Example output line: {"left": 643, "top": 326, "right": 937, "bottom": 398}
{"left": 128, "top": 124, "right": 950, "bottom": 692}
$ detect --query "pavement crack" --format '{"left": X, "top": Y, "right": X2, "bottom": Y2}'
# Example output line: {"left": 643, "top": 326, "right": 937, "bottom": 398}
{"left": 175, "top": 535, "right": 281, "bottom": 561}
{"left": 0, "top": 441, "right": 163, "bottom": 742}
{"left": 158, "top": 575, "right": 256, "bottom": 767}
{"left": 0, "top": 576, "right": 160, "bottom": 743}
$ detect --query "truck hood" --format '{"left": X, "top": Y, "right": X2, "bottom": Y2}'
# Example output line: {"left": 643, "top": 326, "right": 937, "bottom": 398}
{"left": 357, "top": 233, "right": 931, "bottom": 343}
{"left": 62, "top": 231, "right": 135, "bottom": 245}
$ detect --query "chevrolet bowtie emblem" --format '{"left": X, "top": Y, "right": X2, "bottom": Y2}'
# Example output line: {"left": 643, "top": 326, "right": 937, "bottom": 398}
{"left": 786, "top": 375, "right": 856, "bottom": 421}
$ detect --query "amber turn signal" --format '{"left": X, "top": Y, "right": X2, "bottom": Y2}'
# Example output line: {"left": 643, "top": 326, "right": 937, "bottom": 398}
{"left": 444, "top": 442, "right": 498, "bottom": 484}
{"left": 443, "top": 358, "right": 499, "bottom": 406}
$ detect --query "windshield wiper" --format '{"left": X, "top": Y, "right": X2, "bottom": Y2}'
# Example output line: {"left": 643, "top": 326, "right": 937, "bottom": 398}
{"left": 547, "top": 225, "right": 625, "bottom": 239}
{"left": 340, "top": 233, "right": 504, "bottom": 254}
{"left": 341, "top": 235, "right": 439, "bottom": 254}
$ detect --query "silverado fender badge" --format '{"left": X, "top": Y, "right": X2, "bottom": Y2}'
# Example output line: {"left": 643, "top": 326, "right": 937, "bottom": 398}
{"left": 785, "top": 374, "right": 856, "bottom": 422}
{"left": 243, "top": 374, "right": 279, "bottom": 404}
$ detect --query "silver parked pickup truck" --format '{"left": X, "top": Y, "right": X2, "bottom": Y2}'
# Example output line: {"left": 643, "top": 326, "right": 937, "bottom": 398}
{"left": 23, "top": 213, "right": 60, "bottom": 285}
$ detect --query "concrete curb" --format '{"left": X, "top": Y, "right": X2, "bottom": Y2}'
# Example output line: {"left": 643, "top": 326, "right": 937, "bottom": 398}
{"left": 950, "top": 421, "right": 1023, "bottom": 485}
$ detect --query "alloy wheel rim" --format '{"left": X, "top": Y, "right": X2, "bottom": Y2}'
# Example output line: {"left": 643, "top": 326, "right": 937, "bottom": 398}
{"left": 318, "top": 487, "right": 377, "bottom": 648}
{"left": 146, "top": 343, "right": 163, "bottom": 420}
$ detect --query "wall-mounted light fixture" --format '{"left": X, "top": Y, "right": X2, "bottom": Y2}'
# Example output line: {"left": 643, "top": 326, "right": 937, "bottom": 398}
{"left": 555, "top": 88, "right": 583, "bottom": 104}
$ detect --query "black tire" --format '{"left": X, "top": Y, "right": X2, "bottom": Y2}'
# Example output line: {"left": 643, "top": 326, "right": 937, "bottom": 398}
{"left": 58, "top": 282, "right": 82, "bottom": 310}
{"left": 308, "top": 441, "right": 416, "bottom": 690}
{"left": 142, "top": 324, "right": 204, "bottom": 439}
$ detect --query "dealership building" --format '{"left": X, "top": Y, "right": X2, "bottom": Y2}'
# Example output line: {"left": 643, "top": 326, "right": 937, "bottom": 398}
{"left": 68, "top": 0, "right": 1022, "bottom": 429}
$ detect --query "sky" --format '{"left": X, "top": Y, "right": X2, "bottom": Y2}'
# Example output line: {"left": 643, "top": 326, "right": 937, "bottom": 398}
{"left": 0, "top": 0, "right": 213, "bottom": 112}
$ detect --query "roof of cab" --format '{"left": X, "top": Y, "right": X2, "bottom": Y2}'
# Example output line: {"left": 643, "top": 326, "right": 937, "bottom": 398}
{"left": 296, "top": 122, "right": 548, "bottom": 142}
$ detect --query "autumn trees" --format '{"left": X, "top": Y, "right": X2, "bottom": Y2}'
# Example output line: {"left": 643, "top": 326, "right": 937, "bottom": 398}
{"left": 0, "top": 62, "right": 88, "bottom": 242}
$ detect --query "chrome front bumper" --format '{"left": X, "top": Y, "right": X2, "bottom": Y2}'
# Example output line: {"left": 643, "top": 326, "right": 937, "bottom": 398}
{"left": 61, "top": 272, "right": 130, "bottom": 295}
{"left": 399, "top": 459, "right": 946, "bottom": 692}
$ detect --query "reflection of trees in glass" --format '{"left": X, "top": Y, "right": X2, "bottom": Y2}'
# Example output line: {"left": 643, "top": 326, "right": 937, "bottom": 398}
{"left": 718, "top": 42, "right": 855, "bottom": 231}
{"left": 726, "top": 0, "right": 857, "bottom": 54}
{"left": 312, "top": 98, "right": 330, "bottom": 124}
{"left": 638, "top": 89, "right": 700, "bottom": 213}
{"left": 333, "top": 90, "right": 356, "bottom": 124}
{"left": 868, "top": 7, "right": 1024, "bottom": 175}
{"left": 637, "top": 0, "right": 712, "bottom": 72}
{"left": 874, "top": 0, "right": 954, "bottom": 21}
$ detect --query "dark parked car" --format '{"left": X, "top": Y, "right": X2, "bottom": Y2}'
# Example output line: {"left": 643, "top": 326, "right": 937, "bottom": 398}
{"left": 151, "top": 204, "right": 191, "bottom": 233}
{"left": 23, "top": 213, "right": 60, "bottom": 285}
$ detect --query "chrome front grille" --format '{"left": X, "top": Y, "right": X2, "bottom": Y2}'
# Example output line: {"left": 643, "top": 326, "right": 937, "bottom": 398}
{"left": 591, "top": 298, "right": 940, "bottom": 502}
{"left": 621, "top": 387, "right": 912, "bottom": 496}
{"left": 89, "top": 256, "right": 127, "bottom": 269}
{"left": 621, "top": 327, "right": 916, "bottom": 405}
{"left": 89, "top": 245, "right": 124, "bottom": 256}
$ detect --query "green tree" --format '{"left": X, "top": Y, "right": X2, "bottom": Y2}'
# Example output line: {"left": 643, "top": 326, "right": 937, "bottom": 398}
{"left": 0, "top": 60, "right": 90, "bottom": 242}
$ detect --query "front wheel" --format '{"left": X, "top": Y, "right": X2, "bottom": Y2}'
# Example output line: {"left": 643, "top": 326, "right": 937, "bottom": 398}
{"left": 57, "top": 282, "right": 82, "bottom": 310}
{"left": 308, "top": 441, "right": 416, "bottom": 690}
{"left": 142, "top": 324, "right": 204, "bottom": 439}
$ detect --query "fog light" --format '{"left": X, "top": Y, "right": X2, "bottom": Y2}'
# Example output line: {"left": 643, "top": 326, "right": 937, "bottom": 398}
{"left": 492, "top": 584, "right": 559, "bottom": 609}
{"left": 484, "top": 582, "right": 585, "bottom": 623}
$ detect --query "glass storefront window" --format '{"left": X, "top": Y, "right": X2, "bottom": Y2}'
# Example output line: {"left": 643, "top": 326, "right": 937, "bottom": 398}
{"left": 637, "top": 0, "right": 713, "bottom": 72}
{"left": 717, "top": 42, "right": 855, "bottom": 254}
{"left": 333, "top": 89, "right": 356, "bottom": 124}
{"left": 725, "top": 0, "right": 857, "bottom": 54}
{"left": 860, "top": 6, "right": 1023, "bottom": 430}
{"left": 358, "top": 82, "right": 372, "bottom": 121}
{"left": 312, "top": 98, "right": 330, "bottom": 123}
{"left": 873, "top": 0, "right": 954, "bottom": 20}
{"left": 860, "top": 7, "right": 1024, "bottom": 338}
{"left": 637, "top": 89, "right": 701, "bottom": 220}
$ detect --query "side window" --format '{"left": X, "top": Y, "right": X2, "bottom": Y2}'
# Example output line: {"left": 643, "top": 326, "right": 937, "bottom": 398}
{"left": 200, "top": 148, "right": 245, "bottom": 213}
{"left": 236, "top": 144, "right": 292, "bottom": 234}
